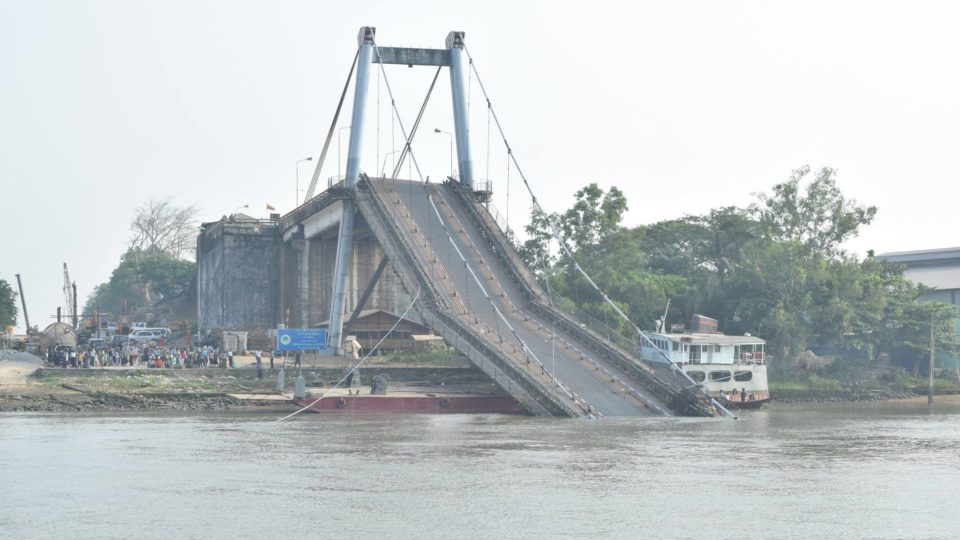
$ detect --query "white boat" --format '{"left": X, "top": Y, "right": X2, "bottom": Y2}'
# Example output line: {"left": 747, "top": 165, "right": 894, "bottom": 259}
{"left": 640, "top": 315, "right": 770, "bottom": 408}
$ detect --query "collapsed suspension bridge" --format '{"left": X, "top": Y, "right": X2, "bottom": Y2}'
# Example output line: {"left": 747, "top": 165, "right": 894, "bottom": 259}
{"left": 201, "top": 27, "right": 728, "bottom": 419}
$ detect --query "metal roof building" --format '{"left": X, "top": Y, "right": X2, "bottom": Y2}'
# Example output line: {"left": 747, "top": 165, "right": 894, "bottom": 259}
{"left": 877, "top": 246, "right": 960, "bottom": 369}
{"left": 876, "top": 246, "right": 960, "bottom": 306}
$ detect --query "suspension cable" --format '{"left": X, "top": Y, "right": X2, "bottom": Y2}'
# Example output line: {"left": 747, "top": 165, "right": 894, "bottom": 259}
{"left": 305, "top": 48, "right": 360, "bottom": 201}
{"left": 376, "top": 64, "right": 381, "bottom": 180}
{"left": 390, "top": 66, "right": 442, "bottom": 180}
{"left": 461, "top": 44, "right": 734, "bottom": 418}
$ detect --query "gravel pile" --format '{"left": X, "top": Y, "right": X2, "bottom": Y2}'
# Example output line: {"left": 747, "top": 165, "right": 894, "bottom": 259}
{"left": 0, "top": 350, "right": 42, "bottom": 364}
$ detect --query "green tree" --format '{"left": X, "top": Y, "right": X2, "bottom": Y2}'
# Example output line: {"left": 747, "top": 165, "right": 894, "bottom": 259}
{"left": 518, "top": 207, "right": 558, "bottom": 276}
{"left": 83, "top": 250, "right": 196, "bottom": 317}
{"left": 753, "top": 166, "right": 876, "bottom": 256}
{"left": 558, "top": 183, "right": 628, "bottom": 252}
{"left": 0, "top": 279, "right": 18, "bottom": 328}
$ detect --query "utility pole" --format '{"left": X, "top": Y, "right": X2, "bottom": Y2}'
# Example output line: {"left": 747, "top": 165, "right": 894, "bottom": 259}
{"left": 14, "top": 274, "right": 30, "bottom": 333}
{"left": 929, "top": 312, "right": 935, "bottom": 405}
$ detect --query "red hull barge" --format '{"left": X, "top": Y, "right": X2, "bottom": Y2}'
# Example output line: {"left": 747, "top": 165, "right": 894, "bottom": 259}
{"left": 294, "top": 393, "right": 525, "bottom": 414}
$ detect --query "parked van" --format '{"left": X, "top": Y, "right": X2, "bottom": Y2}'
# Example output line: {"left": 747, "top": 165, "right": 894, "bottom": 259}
{"left": 129, "top": 329, "right": 164, "bottom": 343}
{"left": 142, "top": 327, "right": 170, "bottom": 337}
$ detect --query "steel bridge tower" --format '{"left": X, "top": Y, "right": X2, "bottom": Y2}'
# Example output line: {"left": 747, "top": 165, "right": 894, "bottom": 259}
{"left": 326, "top": 27, "right": 477, "bottom": 354}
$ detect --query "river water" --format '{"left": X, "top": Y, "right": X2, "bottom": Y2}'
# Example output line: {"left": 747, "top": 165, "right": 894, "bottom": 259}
{"left": 2, "top": 402, "right": 959, "bottom": 539}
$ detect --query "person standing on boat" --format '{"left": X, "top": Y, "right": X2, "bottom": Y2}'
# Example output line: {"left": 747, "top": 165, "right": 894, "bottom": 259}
{"left": 740, "top": 388, "right": 747, "bottom": 402}
{"left": 344, "top": 370, "right": 355, "bottom": 394}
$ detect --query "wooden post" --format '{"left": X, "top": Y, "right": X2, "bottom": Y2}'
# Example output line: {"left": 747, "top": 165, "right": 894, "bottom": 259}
{"left": 929, "top": 312, "right": 935, "bottom": 405}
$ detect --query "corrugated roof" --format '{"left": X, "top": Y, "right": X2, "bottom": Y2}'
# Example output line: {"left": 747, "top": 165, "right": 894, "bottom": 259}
{"left": 876, "top": 246, "right": 960, "bottom": 264}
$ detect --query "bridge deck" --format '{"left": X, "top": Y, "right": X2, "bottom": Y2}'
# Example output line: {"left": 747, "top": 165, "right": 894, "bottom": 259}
{"left": 367, "top": 178, "right": 673, "bottom": 417}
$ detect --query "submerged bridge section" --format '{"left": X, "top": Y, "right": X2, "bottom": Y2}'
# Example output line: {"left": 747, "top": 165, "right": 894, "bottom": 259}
{"left": 350, "top": 176, "right": 715, "bottom": 417}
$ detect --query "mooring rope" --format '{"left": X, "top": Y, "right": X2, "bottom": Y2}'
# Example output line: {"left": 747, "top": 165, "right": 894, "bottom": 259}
{"left": 275, "top": 286, "right": 421, "bottom": 422}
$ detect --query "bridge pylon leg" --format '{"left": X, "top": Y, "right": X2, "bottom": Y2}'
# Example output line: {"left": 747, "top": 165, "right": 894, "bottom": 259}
{"left": 446, "top": 31, "right": 474, "bottom": 188}
{"left": 327, "top": 26, "right": 376, "bottom": 355}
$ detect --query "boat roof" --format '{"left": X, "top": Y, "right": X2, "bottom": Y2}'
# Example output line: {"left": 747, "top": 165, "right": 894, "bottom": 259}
{"left": 650, "top": 332, "right": 766, "bottom": 345}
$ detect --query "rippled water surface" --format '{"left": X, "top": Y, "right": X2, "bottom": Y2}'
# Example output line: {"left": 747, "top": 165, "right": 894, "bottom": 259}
{"left": 2, "top": 402, "right": 960, "bottom": 539}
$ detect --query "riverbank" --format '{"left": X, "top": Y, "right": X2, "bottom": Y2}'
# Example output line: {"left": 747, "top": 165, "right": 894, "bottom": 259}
{"left": 771, "top": 388, "right": 960, "bottom": 405}
{"left": 7, "top": 351, "right": 960, "bottom": 413}
{"left": 0, "top": 351, "right": 494, "bottom": 413}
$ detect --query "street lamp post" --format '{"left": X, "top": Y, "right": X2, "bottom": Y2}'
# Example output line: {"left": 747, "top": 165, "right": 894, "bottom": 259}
{"left": 434, "top": 128, "right": 453, "bottom": 178}
{"left": 380, "top": 149, "right": 403, "bottom": 178}
{"left": 296, "top": 156, "right": 313, "bottom": 206}
{"left": 338, "top": 125, "right": 352, "bottom": 181}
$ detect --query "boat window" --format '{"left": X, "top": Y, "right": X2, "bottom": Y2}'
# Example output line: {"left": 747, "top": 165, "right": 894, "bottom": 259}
{"left": 734, "top": 370, "right": 753, "bottom": 382}
{"left": 672, "top": 342, "right": 679, "bottom": 351}
{"left": 709, "top": 371, "right": 732, "bottom": 382}
{"left": 715, "top": 345, "right": 721, "bottom": 352}
{"left": 688, "top": 371, "right": 705, "bottom": 383}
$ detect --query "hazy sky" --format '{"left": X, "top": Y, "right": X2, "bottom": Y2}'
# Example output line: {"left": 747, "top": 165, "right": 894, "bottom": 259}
{"left": 2, "top": 1, "right": 959, "bottom": 333}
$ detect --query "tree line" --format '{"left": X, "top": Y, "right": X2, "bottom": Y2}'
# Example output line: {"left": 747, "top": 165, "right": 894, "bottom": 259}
{"left": 518, "top": 166, "right": 958, "bottom": 371}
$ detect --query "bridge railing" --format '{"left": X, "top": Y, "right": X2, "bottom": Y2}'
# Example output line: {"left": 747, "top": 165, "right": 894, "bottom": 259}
{"left": 545, "top": 293, "right": 646, "bottom": 360}
{"left": 483, "top": 200, "right": 518, "bottom": 245}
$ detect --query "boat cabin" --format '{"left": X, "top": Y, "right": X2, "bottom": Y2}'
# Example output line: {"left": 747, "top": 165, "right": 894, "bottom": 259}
{"left": 642, "top": 333, "right": 766, "bottom": 365}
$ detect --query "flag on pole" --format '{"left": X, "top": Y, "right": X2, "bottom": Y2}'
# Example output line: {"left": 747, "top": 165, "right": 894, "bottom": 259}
{"left": 266, "top": 203, "right": 275, "bottom": 211}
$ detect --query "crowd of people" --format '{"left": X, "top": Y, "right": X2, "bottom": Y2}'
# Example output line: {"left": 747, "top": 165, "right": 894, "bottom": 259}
{"left": 45, "top": 343, "right": 263, "bottom": 369}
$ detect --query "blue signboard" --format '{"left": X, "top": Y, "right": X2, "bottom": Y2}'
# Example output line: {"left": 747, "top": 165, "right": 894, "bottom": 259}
{"left": 276, "top": 328, "right": 327, "bottom": 351}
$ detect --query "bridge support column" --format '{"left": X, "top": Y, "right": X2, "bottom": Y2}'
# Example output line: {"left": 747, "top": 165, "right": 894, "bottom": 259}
{"left": 446, "top": 31, "right": 474, "bottom": 188}
{"left": 295, "top": 239, "right": 310, "bottom": 327}
{"left": 327, "top": 26, "right": 376, "bottom": 355}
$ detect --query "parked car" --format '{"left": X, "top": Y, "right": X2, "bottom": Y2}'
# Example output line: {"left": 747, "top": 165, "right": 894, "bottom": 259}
{"left": 87, "top": 338, "right": 105, "bottom": 349}
{"left": 111, "top": 335, "right": 129, "bottom": 348}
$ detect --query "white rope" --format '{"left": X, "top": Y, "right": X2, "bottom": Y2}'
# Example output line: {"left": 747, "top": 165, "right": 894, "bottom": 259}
{"left": 275, "top": 285, "right": 421, "bottom": 422}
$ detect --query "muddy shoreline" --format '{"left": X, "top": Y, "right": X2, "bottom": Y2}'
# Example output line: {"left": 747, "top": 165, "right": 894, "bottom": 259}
{"left": 0, "top": 391, "right": 296, "bottom": 413}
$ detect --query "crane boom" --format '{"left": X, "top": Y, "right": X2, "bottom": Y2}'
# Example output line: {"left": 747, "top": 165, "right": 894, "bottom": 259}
{"left": 63, "top": 263, "right": 77, "bottom": 329}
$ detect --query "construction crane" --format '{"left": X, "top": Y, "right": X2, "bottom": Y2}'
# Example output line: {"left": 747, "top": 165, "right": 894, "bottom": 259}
{"left": 63, "top": 263, "right": 77, "bottom": 329}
